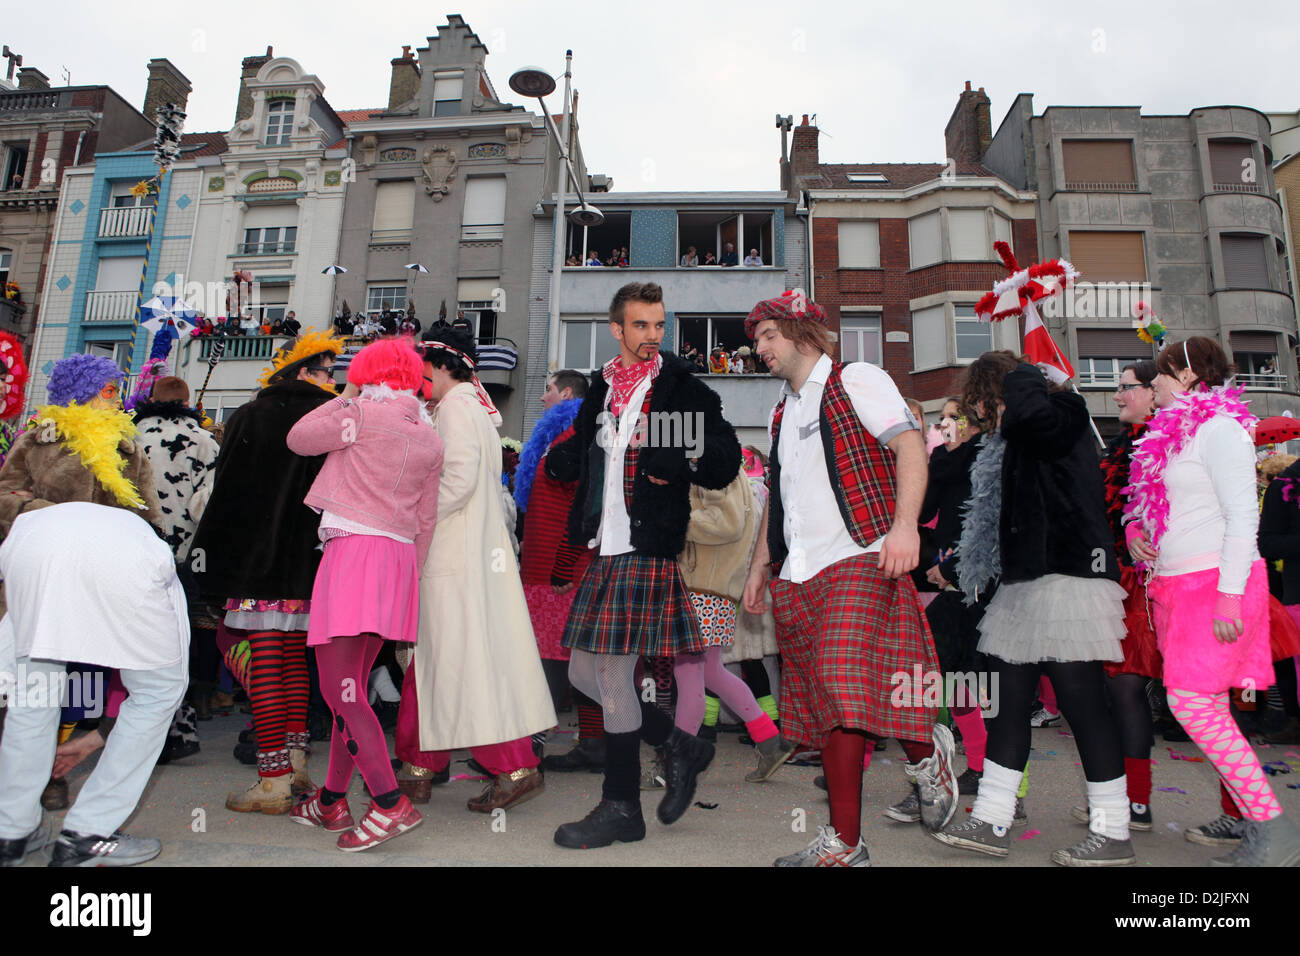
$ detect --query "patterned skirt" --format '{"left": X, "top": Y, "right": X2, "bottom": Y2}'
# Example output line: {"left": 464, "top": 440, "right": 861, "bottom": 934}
{"left": 526, "top": 583, "right": 580, "bottom": 661}
{"left": 562, "top": 553, "right": 705, "bottom": 657}
{"left": 690, "top": 591, "right": 738, "bottom": 648}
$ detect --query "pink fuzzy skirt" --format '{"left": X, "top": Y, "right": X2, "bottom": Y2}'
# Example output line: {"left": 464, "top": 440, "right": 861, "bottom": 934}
{"left": 307, "top": 534, "right": 419, "bottom": 647}
{"left": 525, "top": 583, "right": 578, "bottom": 661}
{"left": 1148, "top": 560, "right": 1274, "bottom": 694}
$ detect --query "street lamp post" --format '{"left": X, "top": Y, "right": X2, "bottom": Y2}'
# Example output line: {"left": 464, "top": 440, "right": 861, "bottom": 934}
{"left": 509, "top": 54, "right": 603, "bottom": 375}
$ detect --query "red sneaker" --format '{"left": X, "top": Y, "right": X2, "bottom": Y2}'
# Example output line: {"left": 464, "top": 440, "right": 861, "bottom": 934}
{"left": 291, "top": 789, "right": 355, "bottom": 832}
{"left": 336, "top": 796, "right": 422, "bottom": 852}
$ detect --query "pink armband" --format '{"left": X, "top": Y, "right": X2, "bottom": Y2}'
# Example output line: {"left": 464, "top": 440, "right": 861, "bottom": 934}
{"left": 1124, "top": 523, "right": 1145, "bottom": 547}
{"left": 1212, "top": 592, "right": 1242, "bottom": 624}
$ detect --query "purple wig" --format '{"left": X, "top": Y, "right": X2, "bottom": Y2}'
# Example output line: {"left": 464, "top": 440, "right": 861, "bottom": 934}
{"left": 46, "top": 354, "right": 125, "bottom": 407}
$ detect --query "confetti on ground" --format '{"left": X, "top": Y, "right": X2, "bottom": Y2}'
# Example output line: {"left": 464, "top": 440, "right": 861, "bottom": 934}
{"left": 1262, "top": 762, "right": 1293, "bottom": 776}
{"left": 1287, "top": 784, "right": 1300, "bottom": 790}
{"left": 1057, "top": 730, "right": 1074, "bottom": 737}
{"left": 879, "top": 758, "right": 892, "bottom": 765}
{"left": 694, "top": 801, "right": 719, "bottom": 810}
{"left": 451, "top": 773, "right": 489, "bottom": 782}
{"left": 1018, "top": 829, "right": 1040, "bottom": 840}
{"left": 1165, "top": 822, "right": 1182, "bottom": 832}
{"left": 1155, "top": 786, "right": 1187, "bottom": 794}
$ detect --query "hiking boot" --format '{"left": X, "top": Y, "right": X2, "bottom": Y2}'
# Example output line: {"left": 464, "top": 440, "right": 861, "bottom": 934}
{"left": 883, "top": 785, "right": 921, "bottom": 824}
{"left": 931, "top": 817, "right": 1011, "bottom": 857}
{"left": 1209, "top": 814, "right": 1300, "bottom": 867}
{"left": 773, "top": 825, "right": 870, "bottom": 867}
{"left": 289, "top": 748, "right": 313, "bottom": 796}
{"left": 554, "top": 799, "right": 646, "bottom": 849}
{"left": 745, "top": 737, "right": 796, "bottom": 783}
{"left": 657, "top": 728, "right": 715, "bottom": 825}
{"left": 1185, "top": 813, "right": 1247, "bottom": 847}
{"left": 541, "top": 736, "right": 606, "bottom": 772}
{"left": 1052, "top": 831, "right": 1136, "bottom": 866}
{"left": 0, "top": 815, "right": 50, "bottom": 867}
{"left": 956, "top": 767, "right": 982, "bottom": 795}
{"left": 466, "top": 767, "right": 545, "bottom": 813}
{"left": 48, "top": 830, "right": 162, "bottom": 867}
{"left": 909, "top": 724, "right": 958, "bottom": 830}
{"left": 225, "top": 775, "right": 294, "bottom": 814}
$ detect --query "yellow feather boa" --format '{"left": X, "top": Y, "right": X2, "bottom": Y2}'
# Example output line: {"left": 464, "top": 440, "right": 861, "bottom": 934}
{"left": 33, "top": 403, "right": 146, "bottom": 509}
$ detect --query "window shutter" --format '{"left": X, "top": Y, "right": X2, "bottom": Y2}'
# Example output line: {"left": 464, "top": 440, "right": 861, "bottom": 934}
{"left": 909, "top": 212, "right": 941, "bottom": 267}
{"left": 1209, "top": 142, "right": 1253, "bottom": 188}
{"left": 373, "top": 181, "right": 414, "bottom": 232}
{"left": 949, "top": 209, "right": 989, "bottom": 260}
{"left": 457, "top": 277, "right": 499, "bottom": 301}
{"left": 837, "top": 221, "right": 880, "bottom": 268}
{"left": 993, "top": 214, "right": 1013, "bottom": 248}
{"left": 1221, "top": 234, "right": 1269, "bottom": 287}
{"left": 912, "top": 305, "right": 946, "bottom": 367}
{"left": 95, "top": 256, "right": 145, "bottom": 291}
{"left": 1229, "top": 331, "right": 1277, "bottom": 353}
{"left": 432, "top": 74, "right": 464, "bottom": 103}
{"left": 1067, "top": 232, "right": 1146, "bottom": 282}
{"left": 1062, "top": 141, "right": 1136, "bottom": 186}
{"left": 463, "top": 177, "right": 507, "bottom": 226}
{"left": 1076, "top": 328, "right": 1151, "bottom": 359}
{"left": 242, "top": 203, "right": 295, "bottom": 230}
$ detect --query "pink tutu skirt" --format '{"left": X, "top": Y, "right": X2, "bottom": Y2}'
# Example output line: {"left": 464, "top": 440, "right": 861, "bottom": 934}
{"left": 307, "top": 534, "right": 419, "bottom": 647}
{"left": 1149, "top": 559, "right": 1274, "bottom": 694}
{"left": 525, "top": 583, "right": 578, "bottom": 661}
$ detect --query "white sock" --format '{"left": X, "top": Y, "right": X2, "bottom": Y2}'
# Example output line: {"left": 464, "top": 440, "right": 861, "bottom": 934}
{"left": 1086, "top": 776, "right": 1130, "bottom": 840}
{"left": 971, "top": 758, "right": 1021, "bottom": 830}
{"left": 369, "top": 666, "right": 400, "bottom": 704}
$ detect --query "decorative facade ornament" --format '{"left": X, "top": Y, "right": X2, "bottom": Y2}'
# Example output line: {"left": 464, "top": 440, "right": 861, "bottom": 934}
{"left": 468, "top": 143, "right": 506, "bottom": 159}
{"left": 421, "top": 145, "right": 457, "bottom": 200}
{"left": 208, "top": 176, "right": 225, "bottom": 193}
{"left": 380, "top": 147, "right": 416, "bottom": 162}
{"left": 323, "top": 170, "right": 341, "bottom": 187}
{"left": 359, "top": 133, "right": 379, "bottom": 166}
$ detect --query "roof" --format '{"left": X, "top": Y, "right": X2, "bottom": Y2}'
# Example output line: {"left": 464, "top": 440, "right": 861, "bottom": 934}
{"left": 181, "top": 131, "right": 227, "bottom": 158}
{"left": 329, "top": 108, "right": 385, "bottom": 148}
{"left": 808, "top": 162, "right": 994, "bottom": 189}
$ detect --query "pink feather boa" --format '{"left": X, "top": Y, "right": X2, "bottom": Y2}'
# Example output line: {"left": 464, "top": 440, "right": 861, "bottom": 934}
{"left": 1122, "top": 384, "right": 1257, "bottom": 571}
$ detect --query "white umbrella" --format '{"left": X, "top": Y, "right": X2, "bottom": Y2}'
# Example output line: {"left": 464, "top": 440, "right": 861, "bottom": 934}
{"left": 404, "top": 263, "right": 429, "bottom": 274}
{"left": 322, "top": 264, "right": 348, "bottom": 275}
{"left": 139, "top": 296, "right": 196, "bottom": 335}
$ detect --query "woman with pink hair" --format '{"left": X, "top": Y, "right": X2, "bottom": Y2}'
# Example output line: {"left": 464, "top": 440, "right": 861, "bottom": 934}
{"left": 284, "top": 338, "right": 443, "bottom": 851}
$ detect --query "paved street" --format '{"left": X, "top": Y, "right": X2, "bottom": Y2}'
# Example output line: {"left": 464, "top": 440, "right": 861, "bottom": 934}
{"left": 9, "top": 709, "right": 1300, "bottom": 867}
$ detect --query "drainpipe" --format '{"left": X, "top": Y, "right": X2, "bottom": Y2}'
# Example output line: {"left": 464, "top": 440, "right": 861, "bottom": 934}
{"left": 23, "top": 172, "right": 73, "bottom": 416}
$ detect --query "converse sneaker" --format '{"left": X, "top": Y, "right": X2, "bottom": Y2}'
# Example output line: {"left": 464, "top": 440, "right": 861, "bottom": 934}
{"left": 773, "top": 824, "right": 871, "bottom": 867}
{"left": 48, "top": 830, "right": 162, "bottom": 867}
{"left": 956, "top": 767, "right": 982, "bottom": 795}
{"left": 1209, "top": 814, "right": 1300, "bottom": 867}
{"left": 930, "top": 817, "right": 1010, "bottom": 857}
{"left": 1013, "top": 797, "right": 1029, "bottom": 829}
{"left": 883, "top": 785, "right": 921, "bottom": 824}
{"left": 1185, "top": 813, "right": 1247, "bottom": 847}
{"left": 745, "top": 737, "right": 797, "bottom": 783}
{"left": 1051, "top": 830, "right": 1136, "bottom": 866}
{"left": 909, "top": 724, "right": 959, "bottom": 830}
{"left": 1070, "top": 801, "right": 1151, "bottom": 832}
{"left": 1029, "top": 707, "right": 1061, "bottom": 728}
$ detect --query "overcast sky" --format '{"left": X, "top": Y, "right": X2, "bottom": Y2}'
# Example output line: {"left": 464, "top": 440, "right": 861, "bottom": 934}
{"left": 5, "top": 1, "right": 1296, "bottom": 190}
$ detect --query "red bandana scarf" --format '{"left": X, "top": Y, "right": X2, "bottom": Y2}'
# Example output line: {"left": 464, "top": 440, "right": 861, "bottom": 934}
{"left": 603, "top": 353, "right": 661, "bottom": 417}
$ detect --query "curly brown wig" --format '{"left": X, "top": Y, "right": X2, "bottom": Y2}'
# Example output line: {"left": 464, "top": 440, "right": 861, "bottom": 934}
{"left": 960, "top": 350, "right": 1025, "bottom": 434}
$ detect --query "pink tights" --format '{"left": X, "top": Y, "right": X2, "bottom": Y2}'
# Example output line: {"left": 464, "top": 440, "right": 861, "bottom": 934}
{"left": 1168, "top": 688, "right": 1282, "bottom": 822}
{"left": 316, "top": 634, "right": 398, "bottom": 797}
{"left": 674, "top": 648, "right": 771, "bottom": 739}
{"left": 951, "top": 705, "right": 988, "bottom": 773}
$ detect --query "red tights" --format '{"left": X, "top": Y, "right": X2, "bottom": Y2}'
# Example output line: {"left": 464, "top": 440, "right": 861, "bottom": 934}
{"left": 823, "top": 728, "right": 932, "bottom": 845}
{"left": 247, "top": 630, "right": 309, "bottom": 767}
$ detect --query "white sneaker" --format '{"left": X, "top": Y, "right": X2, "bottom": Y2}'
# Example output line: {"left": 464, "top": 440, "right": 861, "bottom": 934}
{"left": 908, "top": 724, "right": 958, "bottom": 831}
{"left": 1030, "top": 708, "right": 1061, "bottom": 728}
{"left": 773, "top": 824, "right": 871, "bottom": 867}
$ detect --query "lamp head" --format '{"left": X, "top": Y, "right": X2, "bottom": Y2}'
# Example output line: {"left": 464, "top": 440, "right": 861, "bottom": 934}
{"left": 509, "top": 67, "right": 557, "bottom": 98}
{"left": 569, "top": 203, "right": 605, "bottom": 227}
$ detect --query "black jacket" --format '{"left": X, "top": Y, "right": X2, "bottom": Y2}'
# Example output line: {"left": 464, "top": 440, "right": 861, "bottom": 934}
{"left": 547, "top": 352, "right": 741, "bottom": 559}
{"left": 1259, "top": 458, "right": 1300, "bottom": 604}
{"left": 999, "top": 364, "right": 1118, "bottom": 585}
{"left": 921, "top": 433, "right": 984, "bottom": 582}
{"left": 190, "top": 379, "right": 334, "bottom": 601}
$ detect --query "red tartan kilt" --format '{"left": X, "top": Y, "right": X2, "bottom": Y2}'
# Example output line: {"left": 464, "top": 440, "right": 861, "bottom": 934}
{"left": 770, "top": 553, "right": 940, "bottom": 746}
{"left": 1106, "top": 564, "right": 1163, "bottom": 679}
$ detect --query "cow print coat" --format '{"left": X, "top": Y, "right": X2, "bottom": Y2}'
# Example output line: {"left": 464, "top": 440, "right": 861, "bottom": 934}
{"left": 134, "top": 400, "right": 220, "bottom": 562}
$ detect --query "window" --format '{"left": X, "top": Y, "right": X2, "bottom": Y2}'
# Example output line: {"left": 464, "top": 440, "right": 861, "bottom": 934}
{"left": 83, "top": 340, "right": 130, "bottom": 372}
{"left": 846, "top": 172, "right": 888, "bottom": 183}
{"left": 240, "top": 226, "right": 297, "bottom": 255}
{"left": 265, "top": 100, "right": 294, "bottom": 146}
{"left": 109, "top": 181, "right": 157, "bottom": 208}
{"left": 0, "top": 250, "right": 11, "bottom": 288}
{"left": 432, "top": 73, "right": 464, "bottom": 117}
{"left": 839, "top": 314, "right": 882, "bottom": 365}
{"left": 1061, "top": 140, "right": 1137, "bottom": 189}
{"left": 676, "top": 315, "right": 753, "bottom": 368}
{"left": 1221, "top": 234, "right": 1270, "bottom": 288}
{"left": 366, "top": 286, "right": 407, "bottom": 314}
{"left": 95, "top": 256, "right": 145, "bottom": 291}
{"left": 993, "top": 214, "right": 1013, "bottom": 249}
{"left": 3, "top": 143, "right": 28, "bottom": 191}
{"left": 461, "top": 176, "right": 507, "bottom": 240}
{"left": 954, "top": 305, "right": 993, "bottom": 361}
{"left": 1076, "top": 328, "right": 1151, "bottom": 387}
{"left": 562, "top": 318, "right": 621, "bottom": 371}
{"left": 1230, "top": 331, "right": 1283, "bottom": 387}
{"left": 1209, "top": 141, "right": 1256, "bottom": 191}
{"left": 912, "top": 305, "right": 946, "bottom": 369}
{"left": 1067, "top": 231, "right": 1146, "bottom": 282}
{"left": 909, "top": 211, "right": 941, "bottom": 268}
{"left": 677, "top": 211, "right": 773, "bottom": 267}
{"left": 372, "top": 181, "right": 415, "bottom": 240}
{"left": 458, "top": 278, "right": 501, "bottom": 340}
{"left": 949, "top": 209, "right": 991, "bottom": 261}
{"left": 249, "top": 283, "right": 289, "bottom": 325}
{"left": 838, "top": 221, "right": 880, "bottom": 268}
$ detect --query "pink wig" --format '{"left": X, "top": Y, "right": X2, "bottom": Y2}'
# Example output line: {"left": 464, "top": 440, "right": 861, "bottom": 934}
{"left": 347, "top": 339, "right": 424, "bottom": 391}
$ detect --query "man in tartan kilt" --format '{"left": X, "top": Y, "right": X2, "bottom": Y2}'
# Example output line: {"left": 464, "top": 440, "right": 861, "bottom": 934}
{"left": 742, "top": 290, "right": 957, "bottom": 867}
{"left": 547, "top": 282, "right": 741, "bottom": 849}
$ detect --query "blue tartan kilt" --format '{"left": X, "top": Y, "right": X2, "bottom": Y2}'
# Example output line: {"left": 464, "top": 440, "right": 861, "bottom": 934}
{"left": 562, "top": 553, "right": 705, "bottom": 657}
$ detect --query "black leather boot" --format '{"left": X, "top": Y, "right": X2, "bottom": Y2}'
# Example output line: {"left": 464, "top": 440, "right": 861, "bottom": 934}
{"left": 657, "top": 728, "right": 715, "bottom": 825}
{"left": 553, "top": 798, "right": 646, "bottom": 849}
{"left": 541, "top": 736, "right": 606, "bottom": 772}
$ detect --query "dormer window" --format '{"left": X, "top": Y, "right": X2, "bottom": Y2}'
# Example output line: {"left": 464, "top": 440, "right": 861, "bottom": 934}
{"left": 266, "top": 99, "right": 294, "bottom": 146}
{"left": 847, "top": 172, "right": 888, "bottom": 183}
{"left": 432, "top": 73, "right": 464, "bottom": 117}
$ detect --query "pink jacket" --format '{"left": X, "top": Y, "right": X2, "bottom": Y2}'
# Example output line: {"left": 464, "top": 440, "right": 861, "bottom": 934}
{"left": 287, "top": 392, "right": 443, "bottom": 567}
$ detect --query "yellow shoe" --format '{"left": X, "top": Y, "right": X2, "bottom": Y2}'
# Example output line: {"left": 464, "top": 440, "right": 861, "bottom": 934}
{"left": 226, "top": 775, "right": 294, "bottom": 815}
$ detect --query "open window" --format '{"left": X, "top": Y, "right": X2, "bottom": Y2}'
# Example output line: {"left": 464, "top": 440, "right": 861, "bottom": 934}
{"left": 677, "top": 211, "right": 772, "bottom": 266}
{"left": 3, "top": 142, "right": 28, "bottom": 191}
{"left": 568, "top": 213, "right": 631, "bottom": 266}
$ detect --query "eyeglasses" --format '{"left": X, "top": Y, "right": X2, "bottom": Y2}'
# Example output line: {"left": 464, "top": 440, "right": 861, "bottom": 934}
{"left": 1115, "top": 383, "right": 1150, "bottom": 394}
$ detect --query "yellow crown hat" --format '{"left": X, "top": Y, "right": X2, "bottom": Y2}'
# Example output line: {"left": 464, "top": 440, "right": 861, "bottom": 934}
{"left": 258, "top": 329, "right": 348, "bottom": 389}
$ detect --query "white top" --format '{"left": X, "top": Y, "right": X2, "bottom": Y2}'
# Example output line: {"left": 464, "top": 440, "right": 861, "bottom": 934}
{"left": 773, "top": 354, "right": 917, "bottom": 583}
{"left": 591, "top": 371, "right": 658, "bottom": 556}
{"left": 744, "top": 255, "right": 764, "bottom": 266}
{"left": 1154, "top": 413, "right": 1260, "bottom": 594}
{"left": 0, "top": 503, "right": 188, "bottom": 672}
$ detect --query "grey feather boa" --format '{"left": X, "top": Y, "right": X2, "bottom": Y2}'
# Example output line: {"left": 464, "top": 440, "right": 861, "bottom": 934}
{"left": 957, "top": 432, "right": 1005, "bottom": 606}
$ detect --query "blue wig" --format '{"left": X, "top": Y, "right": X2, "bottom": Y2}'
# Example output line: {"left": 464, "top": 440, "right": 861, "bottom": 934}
{"left": 46, "top": 354, "right": 125, "bottom": 407}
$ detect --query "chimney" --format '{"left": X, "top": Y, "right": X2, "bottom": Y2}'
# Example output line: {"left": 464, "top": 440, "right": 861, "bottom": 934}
{"left": 143, "top": 58, "right": 192, "bottom": 119}
{"left": 944, "top": 82, "right": 993, "bottom": 166}
{"left": 234, "top": 46, "right": 274, "bottom": 125}
{"left": 790, "top": 114, "right": 820, "bottom": 185}
{"left": 17, "top": 66, "right": 50, "bottom": 90}
{"left": 388, "top": 47, "right": 421, "bottom": 110}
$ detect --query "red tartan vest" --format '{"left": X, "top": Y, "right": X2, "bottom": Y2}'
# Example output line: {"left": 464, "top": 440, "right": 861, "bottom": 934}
{"left": 766, "top": 362, "right": 898, "bottom": 572}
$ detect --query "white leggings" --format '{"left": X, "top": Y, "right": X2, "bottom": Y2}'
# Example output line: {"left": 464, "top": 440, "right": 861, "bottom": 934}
{"left": 567, "top": 650, "right": 642, "bottom": 734}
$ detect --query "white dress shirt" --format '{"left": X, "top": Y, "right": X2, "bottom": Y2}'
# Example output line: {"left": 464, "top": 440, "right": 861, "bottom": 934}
{"left": 591, "top": 371, "right": 658, "bottom": 557}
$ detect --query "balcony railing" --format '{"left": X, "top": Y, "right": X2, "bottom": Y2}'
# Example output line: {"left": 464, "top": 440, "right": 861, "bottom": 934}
{"left": 369, "top": 229, "right": 411, "bottom": 245}
{"left": 98, "top": 205, "right": 152, "bottom": 238}
{"left": 236, "top": 241, "right": 297, "bottom": 255}
{"left": 84, "top": 290, "right": 138, "bottom": 322}
{"left": 1237, "top": 372, "right": 1288, "bottom": 390}
{"left": 197, "top": 335, "right": 284, "bottom": 360}
{"left": 0, "top": 89, "right": 67, "bottom": 112}
{"left": 1211, "top": 182, "right": 1263, "bottom": 194}
{"left": 1063, "top": 181, "right": 1138, "bottom": 192}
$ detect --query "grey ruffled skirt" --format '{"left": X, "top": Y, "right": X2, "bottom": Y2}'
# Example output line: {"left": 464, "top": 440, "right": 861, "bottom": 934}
{"left": 977, "top": 574, "right": 1126, "bottom": 664}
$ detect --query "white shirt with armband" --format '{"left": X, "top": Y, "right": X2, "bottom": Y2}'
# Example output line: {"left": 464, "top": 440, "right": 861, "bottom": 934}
{"left": 1154, "top": 413, "right": 1260, "bottom": 594}
{"left": 774, "top": 353, "right": 919, "bottom": 584}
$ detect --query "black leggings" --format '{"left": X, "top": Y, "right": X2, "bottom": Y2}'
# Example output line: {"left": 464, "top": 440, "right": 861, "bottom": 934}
{"left": 1105, "top": 672, "right": 1154, "bottom": 759}
{"left": 985, "top": 657, "right": 1124, "bottom": 782}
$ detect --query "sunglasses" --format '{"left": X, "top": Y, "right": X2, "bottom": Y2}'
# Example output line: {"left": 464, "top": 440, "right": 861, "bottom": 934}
{"left": 1115, "top": 383, "right": 1150, "bottom": 394}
